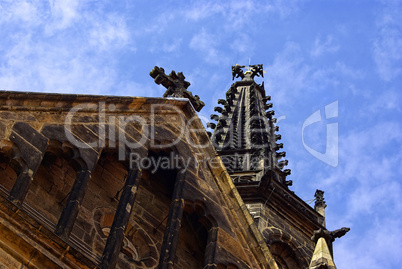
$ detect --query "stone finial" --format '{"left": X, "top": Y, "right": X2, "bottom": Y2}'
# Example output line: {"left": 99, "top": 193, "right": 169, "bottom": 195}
{"left": 231, "top": 64, "right": 264, "bottom": 80}
{"left": 149, "top": 66, "right": 205, "bottom": 112}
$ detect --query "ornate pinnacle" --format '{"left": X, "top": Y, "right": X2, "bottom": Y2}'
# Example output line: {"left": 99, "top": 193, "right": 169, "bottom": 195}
{"left": 314, "top": 189, "right": 327, "bottom": 226}
{"left": 314, "top": 189, "right": 326, "bottom": 209}
{"left": 150, "top": 66, "right": 205, "bottom": 112}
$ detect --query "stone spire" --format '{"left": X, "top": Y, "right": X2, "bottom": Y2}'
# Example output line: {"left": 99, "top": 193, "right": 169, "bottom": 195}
{"left": 209, "top": 64, "right": 291, "bottom": 186}
{"left": 309, "top": 237, "right": 337, "bottom": 269}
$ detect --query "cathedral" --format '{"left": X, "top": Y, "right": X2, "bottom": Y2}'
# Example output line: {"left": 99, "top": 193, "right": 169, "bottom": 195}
{"left": 0, "top": 64, "right": 348, "bottom": 268}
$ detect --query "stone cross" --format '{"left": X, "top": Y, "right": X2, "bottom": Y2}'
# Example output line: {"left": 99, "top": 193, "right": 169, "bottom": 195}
{"left": 150, "top": 66, "right": 205, "bottom": 112}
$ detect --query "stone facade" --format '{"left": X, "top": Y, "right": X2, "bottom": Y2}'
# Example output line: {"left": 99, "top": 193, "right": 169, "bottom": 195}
{"left": 0, "top": 91, "right": 278, "bottom": 268}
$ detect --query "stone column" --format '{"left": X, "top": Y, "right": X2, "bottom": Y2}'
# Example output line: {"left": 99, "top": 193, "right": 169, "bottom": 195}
{"left": 203, "top": 226, "right": 218, "bottom": 269}
{"left": 8, "top": 122, "right": 48, "bottom": 206}
{"left": 55, "top": 169, "right": 91, "bottom": 239}
{"left": 8, "top": 170, "right": 33, "bottom": 206}
{"left": 158, "top": 169, "right": 187, "bottom": 269}
{"left": 99, "top": 168, "right": 142, "bottom": 269}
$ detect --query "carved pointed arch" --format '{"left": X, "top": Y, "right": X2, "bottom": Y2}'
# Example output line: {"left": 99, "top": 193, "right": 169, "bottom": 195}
{"left": 41, "top": 124, "right": 98, "bottom": 171}
{"left": 0, "top": 140, "right": 27, "bottom": 193}
{"left": 262, "top": 227, "right": 309, "bottom": 269}
{"left": 93, "top": 206, "right": 160, "bottom": 268}
{"left": 22, "top": 139, "right": 89, "bottom": 227}
{"left": 183, "top": 199, "right": 218, "bottom": 230}
{"left": 42, "top": 140, "right": 88, "bottom": 172}
{"left": 0, "top": 140, "right": 27, "bottom": 173}
{"left": 0, "top": 122, "right": 49, "bottom": 206}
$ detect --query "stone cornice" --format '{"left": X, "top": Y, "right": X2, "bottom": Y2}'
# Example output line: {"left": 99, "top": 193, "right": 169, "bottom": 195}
{"left": 0, "top": 90, "right": 190, "bottom": 113}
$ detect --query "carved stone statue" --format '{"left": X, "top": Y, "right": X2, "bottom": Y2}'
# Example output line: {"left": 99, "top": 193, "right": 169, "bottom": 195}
{"left": 250, "top": 64, "right": 264, "bottom": 78}
{"left": 149, "top": 66, "right": 205, "bottom": 112}
{"left": 232, "top": 65, "right": 245, "bottom": 80}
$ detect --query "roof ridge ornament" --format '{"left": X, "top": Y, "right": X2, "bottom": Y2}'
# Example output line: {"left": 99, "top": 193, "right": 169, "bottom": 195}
{"left": 232, "top": 64, "right": 264, "bottom": 80}
{"left": 150, "top": 66, "right": 205, "bottom": 112}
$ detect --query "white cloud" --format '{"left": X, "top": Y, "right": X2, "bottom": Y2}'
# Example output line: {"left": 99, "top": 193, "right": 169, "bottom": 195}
{"left": 44, "top": 0, "right": 80, "bottom": 33}
{"left": 224, "top": 0, "right": 260, "bottom": 30}
{"left": 271, "top": 0, "right": 304, "bottom": 18}
{"left": 230, "top": 33, "right": 254, "bottom": 53}
{"left": 88, "top": 14, "right": 130, "bottom": 51}
{"left": 0, "top": 35, "right": 118, "bottom": 94}
{"left": 320, "top": 120, "right": 402, "bottom": 227}
{"left": 189, "top": 28, "right": 228, "bottom": 65}
{"left": 303, "top": 118, "right": 402, "bottom": 267}
{"left": 309, "top": 62, "right": 364, "bottom": 96}
{"left": 184, "top": 2, "right": 225, "bottom": 21}
{"left": 0, "top": 0, "right": 45, "bottom": 26}
{"left": 162, "top": 38, "right": 183, "bottom": 53}
{"left": 265, "top": 42, "right": 311, "bottom": 107}
{"left": 143, "top": 12, "right": 175, "bottom": 34}
{"left": 184, "top": 0, "right": 302, "bottom": 32}
{"left": 0, "top": 0, "right": 136, "bottom": 95}
{"left": 311, "top": 35, "right": 340, "bottom": 57}
{"left": 368, "top": 88, "right": 401, "bottom": 113}
{"left": 334, "top": 216, "right": 402, "bottom": 268}
{"left": 372, "top": 0, "right": 402, "bottom": 81}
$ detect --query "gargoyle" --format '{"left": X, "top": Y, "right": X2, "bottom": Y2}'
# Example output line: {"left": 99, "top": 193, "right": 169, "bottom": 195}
{"left": 329, "top": 227, "right": 350, "bottom": 242}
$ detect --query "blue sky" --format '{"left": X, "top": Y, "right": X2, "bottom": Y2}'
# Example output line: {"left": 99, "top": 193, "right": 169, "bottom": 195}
{"left": 1, "top": 0, "right": 401, "bottom": 268}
